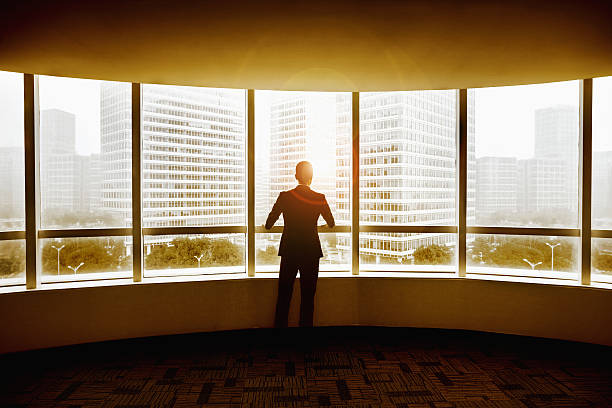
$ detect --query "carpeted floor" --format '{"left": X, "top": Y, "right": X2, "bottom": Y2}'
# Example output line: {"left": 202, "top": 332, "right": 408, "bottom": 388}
{"left": 1, "top": 327, "right": 611, "bottom": 407}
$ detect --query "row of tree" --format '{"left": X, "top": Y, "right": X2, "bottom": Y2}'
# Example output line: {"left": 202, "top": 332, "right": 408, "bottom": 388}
{"left": 1, "top": 236, "right": 612, "bottom": 278}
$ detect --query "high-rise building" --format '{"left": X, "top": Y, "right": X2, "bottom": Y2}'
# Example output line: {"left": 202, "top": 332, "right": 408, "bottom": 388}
{"left": 267, "top": 93, "right": 340, "bottom": 217}
{"left": 141, "top": 85, "right": 245, "bottom": 228}
{"left": 358, "top": 91, "right": 471, "bottom": 262}
{"left": 100, "top": 83, "right": 132, "bottom": 225}
{"left": 40, "top": 109, "right": 77, "bottom": 212}
{"left": 101, "top": 83, "right": 246, "bottom": 250}
{"left": 476, "top": 157, "right": 518, "bottom": 219}
{"left": 534, "top": 105, "right": 578, "bottom": 212}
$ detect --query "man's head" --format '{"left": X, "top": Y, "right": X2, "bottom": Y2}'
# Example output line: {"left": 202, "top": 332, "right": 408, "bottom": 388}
{"left": 295, "top": 161, "right": 313, "bottom": 186}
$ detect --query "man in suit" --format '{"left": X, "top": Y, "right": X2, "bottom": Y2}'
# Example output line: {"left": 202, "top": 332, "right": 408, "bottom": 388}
{"left": 265, "top": 161, "right": 335, "bottom": 328}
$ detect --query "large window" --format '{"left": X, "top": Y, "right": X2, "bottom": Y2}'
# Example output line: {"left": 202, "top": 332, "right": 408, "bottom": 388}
{"left": 38, "top": 75, "right": 132, "bottom": 282}
{"left": 0, "top": 71, "right": 25, "bottom": 285}
{"left": 467, "top": 81, "right": 580, "bottom": 280}
{"left": 141, "top": 84, "right": 246, "bottom": 276}
{"left": 1, "top": 73, "right": 610, "bottom": 289}
{"left": 359, "top": 91, "right": 458, "bottom": 270}
{"left": 254, "top": 91, "right": 351, "bottom": 272}
{"left": 469, "top": 81, "right": 579, "bottom": 228}
{"left": 592, "top": 77, "right": 612, "bottom": 282}
{"left": 39, "top": 75, "right": 132, "bottom": 229}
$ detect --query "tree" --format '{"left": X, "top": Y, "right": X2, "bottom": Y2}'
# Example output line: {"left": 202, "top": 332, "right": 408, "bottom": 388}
{"left": 257, "top": 246, "right": 279, "bottom": 265}
{"left": 41, "top": 238, "right": 130, "bottom": 275}
{"left": 413, "top": 244, "right": 452, "bottom": 265}
{"left": 145, "top": 237, "right": 243, "bottom": 270}
{"left": 0, "top": 241, "right": 26, "bottom": 278}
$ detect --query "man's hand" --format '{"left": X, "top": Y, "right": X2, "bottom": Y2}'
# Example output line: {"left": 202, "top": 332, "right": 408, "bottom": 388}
{"left": 318, "top": 225, "right": 334, "bottom": 233}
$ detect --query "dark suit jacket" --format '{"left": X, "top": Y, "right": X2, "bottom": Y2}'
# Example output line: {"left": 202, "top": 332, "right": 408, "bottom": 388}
{"left": 265, "top": 185, "right": 335, "bottom": 258}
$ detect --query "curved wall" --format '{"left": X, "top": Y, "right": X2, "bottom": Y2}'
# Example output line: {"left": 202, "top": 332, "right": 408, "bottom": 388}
{"left": 1, "top": 276, "right": 611, "bottom": 354}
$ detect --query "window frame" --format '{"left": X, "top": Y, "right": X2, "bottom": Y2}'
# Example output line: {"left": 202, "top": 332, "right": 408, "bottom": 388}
{"left": 0, "top": 74, "right": 605, "bottom": 288}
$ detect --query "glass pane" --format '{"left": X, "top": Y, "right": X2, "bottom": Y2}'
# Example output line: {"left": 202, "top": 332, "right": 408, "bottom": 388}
{"left": 0, "top": 240, "right": 25, "bottom": 286}
{"left": 0, "top": 71, "right": 25, "bottom": 231}
{"left": 255, "top": 91, "right": 351, "bottom": 227}
{"left": 41, "top": 237, "right": 132, "bottom": 282}
{"left": 593, "top": 77, "right": 612, "bottom": 229}
{"left": 142, "top": 85, "right": 246, "bottom": 228}
{"left": 359, "top": 233, "right": 456, "bottom": 272}
{"left": 255, "top": 233, "right": 350, "bottom": 272}
{"left": 144, "top": 234, "right": 245, "bottom": 277}
{"left": 469, "top": 81, "right": 579, "bottom": 228}
{"left": 360, "top": 91, "right": 458, "bottom": 226}
{"left": 592, "top": 238, "right": 612, "bottom": 283}
{"left": 39, "top": 75, "right": 132, "bottom": 228}
{"left": 467, "top": 234, "right": 578, "bottom": 280}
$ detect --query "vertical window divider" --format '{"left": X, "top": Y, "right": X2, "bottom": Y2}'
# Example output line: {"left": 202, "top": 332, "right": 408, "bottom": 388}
{"left": 352, "top": 92, "right": 360, "bottom": 275}
{"left": 247, "top": 90, "right": 255, "bottom": 277}
{"left": 24, "top": 74, "right": 41, "bottom": 289}
{"left": 132, "top": 83, "right": 143, "bottom": 282}
{"left": 457, "top": 89, "right": 467, "bottom": 278}
{"left": 580, "top": 79, "right": 593, "bottom": 285}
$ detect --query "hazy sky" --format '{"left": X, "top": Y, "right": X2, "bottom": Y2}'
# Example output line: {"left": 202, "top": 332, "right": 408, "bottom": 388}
{"left": 1, "top": 72, "right": 612, "bottom": 157}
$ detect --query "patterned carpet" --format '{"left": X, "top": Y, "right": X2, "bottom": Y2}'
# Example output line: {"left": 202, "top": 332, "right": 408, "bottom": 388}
{"left": 1, "top": 327, "right": 611, "bottom": 407}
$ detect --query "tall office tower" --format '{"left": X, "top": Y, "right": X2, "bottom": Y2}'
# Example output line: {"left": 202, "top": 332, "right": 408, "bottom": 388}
{"left": 74, "top": 154, "right": 103, "bottom": 212}
{"left": 268, "top": 93, "right": 339, "bottom": 214}
{"left": 593, "top": 151, "right": 612, "bottom": 223}
{"left": 255, "top": 162, "right": 270, "bottom": 225}
{"left": 0, "top": 147, "right": 24, "bottom": 228}
{"left": 533, "top": 105, "right": 578, "bottom": 213}
{"left": 518, "top": 158, "right": 568, "bottom": 212}
{"left": 335, "top": 94, "right": 352, "bottom": 225}
{"left": 100, "top": 83, "right": 132, "bottom": 226}
{"left": 359, "top": 91, "right": 469, "bottom": 262}
{"left": 475, "top": 157, "right": 518, "bottom": 220}
{"left": 40, "top": 109, "right": 76, "bottom": 213}
{"left": 140, "top": 85, "right": 245, "bottom": 228}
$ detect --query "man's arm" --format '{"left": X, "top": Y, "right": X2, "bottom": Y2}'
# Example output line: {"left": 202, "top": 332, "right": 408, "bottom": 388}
{"left": 265, "top": 193, "right": 284, "bottom": 229}
{"left": 320, "top": 197, "right": 335, "bottom": 228}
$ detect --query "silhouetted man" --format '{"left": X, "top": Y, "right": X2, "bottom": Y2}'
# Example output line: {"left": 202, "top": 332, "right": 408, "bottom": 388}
{"left": 265, "top": 161, "right": 335, "bottom": 328}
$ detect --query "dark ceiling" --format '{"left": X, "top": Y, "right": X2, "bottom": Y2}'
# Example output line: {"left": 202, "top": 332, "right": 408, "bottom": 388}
{"left": 1, "top": 0, "right": 612, "bottom": 91}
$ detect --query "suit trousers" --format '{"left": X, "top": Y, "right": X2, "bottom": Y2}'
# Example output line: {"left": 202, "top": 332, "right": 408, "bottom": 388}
{"left": 274, "top": 255, "right": 320, "bottom": 328}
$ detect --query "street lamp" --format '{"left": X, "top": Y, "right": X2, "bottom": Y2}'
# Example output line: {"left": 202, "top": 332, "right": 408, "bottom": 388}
{"left": 545, "top": 242, "right": 560, "bottom": 271}
{"left": 67, "top": 262, "right": 84, "bottom": 274}
{"left": 51, "top": 244, "right": 65, "bottom": 276}
{"left": 522, "top": 258, "right": 542, "bottom": 270}
{"left": 194, "top": 254, "right": 204, "bottom": 268}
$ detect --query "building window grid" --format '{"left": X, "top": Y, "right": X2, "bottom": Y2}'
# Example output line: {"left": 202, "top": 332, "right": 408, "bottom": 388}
{"left": 0, "top": 76, "right": 606, "bottom": 288}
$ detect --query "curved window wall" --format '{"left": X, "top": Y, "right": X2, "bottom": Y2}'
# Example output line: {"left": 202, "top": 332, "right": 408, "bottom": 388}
{"left": 0, "top": 72, "right": 609, "bottom": 288}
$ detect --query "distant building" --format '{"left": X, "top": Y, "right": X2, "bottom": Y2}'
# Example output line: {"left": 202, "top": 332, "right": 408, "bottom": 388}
{"left": 0, "top": 147, "right": 24, "bottom": 228}
{"left": 518, "top": 158, "right": 569, "bottom": 213}
{"left": 593, "top": 151, "right": 612, "bottom": 225}
{"left": 74, "top": 154, "right": 102, "bottom": 212}
{"left": 40, "top": 109, "right": 77, "bottom": 212}
{"left": 534, "top": 105, "right": 578, "bottom": 212}
{"left": 476, "top": 157, "right": 518, "bottom": 218}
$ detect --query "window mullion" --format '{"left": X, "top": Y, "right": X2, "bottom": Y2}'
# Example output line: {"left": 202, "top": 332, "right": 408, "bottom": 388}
{"left": 24, "top": 74, "right": 41, "bottom": 289}
{"left": 352, "top": 92, "right": 360, "bottom": 275}
{"left": 458, "top": 89, "right": 467, "bottom": 278}
{"left": 132, "top": 83, "right": 143, "bottom": 282}
{"left": 580, "top": 79, "right": 593, "bottom": 285}
{"left": 247, "top": 89, "right": 255, "bottom": 277}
